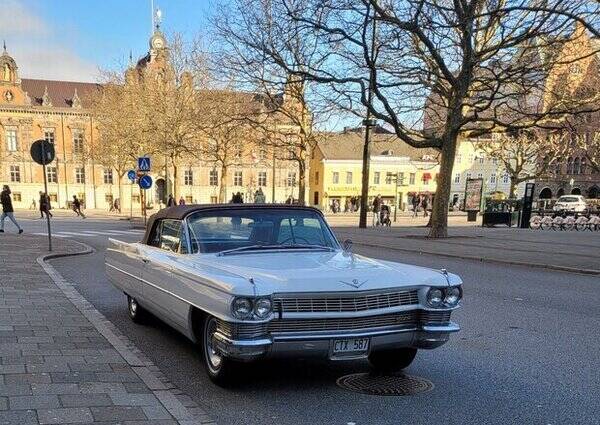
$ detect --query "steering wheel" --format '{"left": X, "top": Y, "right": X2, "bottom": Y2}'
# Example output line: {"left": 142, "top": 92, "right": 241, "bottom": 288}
{"left": 279, "top": 236, "right": 311, "bottom": 245}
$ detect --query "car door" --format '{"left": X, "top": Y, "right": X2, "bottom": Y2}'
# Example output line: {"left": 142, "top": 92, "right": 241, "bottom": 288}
{"left": 138, "top": 219, "right": 190, "bottom": 334}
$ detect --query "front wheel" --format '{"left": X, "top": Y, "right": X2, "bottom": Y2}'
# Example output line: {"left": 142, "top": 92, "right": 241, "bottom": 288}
{"left": 368, "top": 348, "right": 417, "bottom": 373}
{"left": 127, "top": 295, "right": 148, "bottom": 324}
{"left": 202, "top": 316, "right": 241, "bottom": 386}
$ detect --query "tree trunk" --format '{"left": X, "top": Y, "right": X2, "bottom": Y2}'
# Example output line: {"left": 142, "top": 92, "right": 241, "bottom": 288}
{"left": 358, "top": 126, "right": 373, "bottom": 228}
{"left": 219, "top": 163, "right": 228, "bottom": 203}
{"left": 509, "top": 180, "right": 517, "bottom": 199}
{"left": 117, "top": 172, "right": 123, "bottom": 213}
{"left": 297, "top": 159, "right": 306, "bottom": 206}
{"left": 172, "top": 160, "right": 178, "bottom": 201}
{"left": 428, "top": 135, "right": 457, "bottom": 238}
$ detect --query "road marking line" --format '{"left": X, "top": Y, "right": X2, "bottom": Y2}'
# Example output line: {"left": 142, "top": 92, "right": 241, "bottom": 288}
{"left": 31, "top": 232, "right": 70, "bottom": 238}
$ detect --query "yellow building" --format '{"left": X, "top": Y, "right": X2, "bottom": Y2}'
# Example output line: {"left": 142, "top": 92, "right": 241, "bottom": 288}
{"left": 0, "top": 32, "right": 301, "bottom": 211}
{"left": 310, "top": 131, "right": 440, "bottom": 212}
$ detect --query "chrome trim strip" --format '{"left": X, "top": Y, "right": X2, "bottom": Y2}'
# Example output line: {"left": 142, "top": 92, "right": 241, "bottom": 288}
{"left": 271, "top": 326, "right": 419, "bottom": 341}
{"left": 213, "top": 332, "right": 272, "bottom": 347}
{"left": 421, "top": 322, "right": 460, "bottom": 333}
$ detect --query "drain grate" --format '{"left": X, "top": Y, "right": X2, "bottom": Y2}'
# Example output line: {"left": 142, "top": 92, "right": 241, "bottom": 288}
{"left": 336, "top": 372, "right": 434, "bottom": 396}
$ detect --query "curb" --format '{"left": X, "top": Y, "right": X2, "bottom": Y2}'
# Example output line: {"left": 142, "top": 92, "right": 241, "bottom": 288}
{"left": 349, "top": 240, "right": 600, "bottom": 276}
{"left": 37, "top": 241, "right": 215, "bottom": 425}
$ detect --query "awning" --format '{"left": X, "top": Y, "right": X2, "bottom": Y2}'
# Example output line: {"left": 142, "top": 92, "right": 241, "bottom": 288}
{"left": 422, "top": 173, "right": 432, "bottom": 180}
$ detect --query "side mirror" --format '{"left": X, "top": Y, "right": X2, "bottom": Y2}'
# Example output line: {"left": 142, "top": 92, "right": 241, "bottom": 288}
{"left": 342, "top": 239, "right": 353, "bottom": 252}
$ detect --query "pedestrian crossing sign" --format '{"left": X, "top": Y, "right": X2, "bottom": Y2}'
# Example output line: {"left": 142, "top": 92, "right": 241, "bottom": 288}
{"left": 138, "top": 157, "right": 151, "bottom": 172}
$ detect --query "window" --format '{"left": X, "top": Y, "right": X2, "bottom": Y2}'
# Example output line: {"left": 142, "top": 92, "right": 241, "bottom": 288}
{"left": 46, "top": 166, "right": 57, "bottom": 183}
{"left": 184, "top": 169, "right": 194, "bottom": 186}
{"left": 477, "top": 173, "right": 483, "bottom": 179}
{"left": 455, "top": 154, "right": 462, "bottom": 164}
{"left": 72, "top": 129, "right": 84, "bottom": 154}
{"left": 9, "top": 165, "right": 20, "bottom": 182}
{"left": 373, "top": 172, "right": 380, "bottom": 184}
{"left": 259, "top": 148, "right": 268, "bottom": 160}
{"left": 132, "top": 194, "right": 140, "bottom": 203}
{"left": 468, "top": 154, "right": 474, "bottom": 163}
{"left": 385, "top": 173, "right": 393, "bottom": 184}
{"left": 5, "top": 129, "right": 17, "bottom": 151}
{"left": 12, "top": 192, "right": 21, "bottom": 202}
{"left": 103, "top": 168, "right": 113, "bottom": 185}
{"left": 235, "top": 146, "right": 243, "bottom": 160}
{"left": 398, "top": 172, "right": 405, "bottom": 185}
{"left": 75, "top": 167, "right": 86, "bottom": 184}
{"left": 346, "top": 171, "right": 352, "bottom": 184}
{"left": 234, "top": 171, "right": 243, "bottom": 186}
{"left": 423, "top": 175, "right": 429, "bottom": 185}
{"left": 314, "top": 171, "right": 319, "bottom": 184}
{"left": 209, "top": 169, "right": 218, "bottom": 186}
{"left": 502, "top": 173, "right": 510, "bottom": 184}
{"left": 332, "top": 172, "right": 339, "bottom": 184}
{"left": 478, "top": 155, "right": 485, "bottom": 164}
{"left": 466, "top": 172, "right": 472, "bottom": 180}
{"left": 492, "top": 158, "right": 498, "bottom": 165}
{"left": 258, "top": 171, "right": 267, "bottom": 187}
{"left": 44, "top": 129, "right": 55, "bottom": 144}
{"left": 210, "top": 196, "right": 218, "bottom": 204}
{"left": 287, "top": 171, "right": 297, "bottom": 187}
{"left": 454, "top": 173, "right": 461, "bottom": 184}
{"left": 409, "top": 173, "right": 415, "bottom": 185}
{"left": 490, "top": 173, "right": 496, "bottom": 184}
{"left": 150, "top": 219, "right": 182, "bottom": 253}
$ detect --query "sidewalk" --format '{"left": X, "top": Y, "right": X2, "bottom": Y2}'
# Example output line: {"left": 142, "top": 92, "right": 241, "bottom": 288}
{"left": 0, "top": 234, "right": 213, "bottom": 424}
{"left": 332, "top": 225, "right": 600, "bottom": 274}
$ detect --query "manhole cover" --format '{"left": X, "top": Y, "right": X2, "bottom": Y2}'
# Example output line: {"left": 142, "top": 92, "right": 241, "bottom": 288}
{"left": 336, "top": 373, "right": 434, "bottom": 396}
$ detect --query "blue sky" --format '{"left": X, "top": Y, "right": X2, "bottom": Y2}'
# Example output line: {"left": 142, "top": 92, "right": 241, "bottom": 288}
{"left": 1, "top": 0, "right": 214, "bottom": 81}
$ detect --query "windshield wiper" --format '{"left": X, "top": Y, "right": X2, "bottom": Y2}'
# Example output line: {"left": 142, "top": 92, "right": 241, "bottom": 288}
{"left": 217, "top": 244, "right": 335, "bottom": 256}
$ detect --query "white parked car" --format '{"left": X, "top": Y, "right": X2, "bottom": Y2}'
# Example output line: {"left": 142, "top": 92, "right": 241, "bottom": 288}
{"left": 106, "top": 205, "right": 462, "bottom": 385}
{"left": 553, "top": 195, "right": 588, "bottom": 213}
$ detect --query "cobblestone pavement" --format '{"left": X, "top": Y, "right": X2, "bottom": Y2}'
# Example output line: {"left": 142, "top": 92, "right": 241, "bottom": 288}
{"left": 0, "top": 234, "right": 214, "bottom": 424}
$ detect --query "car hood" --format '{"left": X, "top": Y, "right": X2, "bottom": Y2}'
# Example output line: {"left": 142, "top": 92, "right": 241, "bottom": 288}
{"left": 179, "top": 250, "right": 459, "bottom": 295}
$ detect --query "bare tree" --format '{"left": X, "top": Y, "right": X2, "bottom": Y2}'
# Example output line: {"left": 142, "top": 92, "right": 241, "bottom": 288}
{"left": 476, "top": 133, "right": 571, "bottom": 198}
{"left": 213, "top": 0, "right": 600, "bottom": 236}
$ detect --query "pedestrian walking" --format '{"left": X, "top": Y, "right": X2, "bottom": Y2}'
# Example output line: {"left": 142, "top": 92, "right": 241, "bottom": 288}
{"left": 412, "top": 195, "right": 420, "bottom": 218}
{"left": 372, "top": 194, "right": 382, "bottom": 226}
{"left": 30, "top": 198, "right": 36, "bottom": 210}
{"left": 254, "top": 188, "right": 266, "bottom": 203}
{"left": 167, "top": 194, "right": 176, "bottom": 207}
{"left": 0, "top": 185, "right": 23, "bottom": 234}
{"left": 422, "top": 196, "right": 429, "bottom": 217}
{"left": 72, "top": 195, "right": 86, "bottom": 219}
{"left": 39, "top": 191, "right": 52, "bottom": 219}
{"left": 178, "top": 196, "right": 185, "bottom": 206}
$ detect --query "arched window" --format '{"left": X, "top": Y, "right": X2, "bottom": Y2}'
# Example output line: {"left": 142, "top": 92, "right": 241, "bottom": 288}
{"left": 539, "top": 188, "right": 552, "bottom": 199}
{"left": 566, "top": 157, "right": 573, "bottom": 174}
{"left": 573, "top": 157, "right": 581, "bottom": 175}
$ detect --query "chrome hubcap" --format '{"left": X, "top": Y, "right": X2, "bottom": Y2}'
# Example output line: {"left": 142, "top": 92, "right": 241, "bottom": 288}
{"left": 129, "top": 298, "right": 137, "bottom": 315}
{"left": 206, "top": 320, "right": 222, "bottom": 369}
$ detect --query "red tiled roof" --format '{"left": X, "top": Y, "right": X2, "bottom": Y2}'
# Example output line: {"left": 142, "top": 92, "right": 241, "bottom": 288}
{"left": 21, "top": 78, "right": 101, "bottom": 109}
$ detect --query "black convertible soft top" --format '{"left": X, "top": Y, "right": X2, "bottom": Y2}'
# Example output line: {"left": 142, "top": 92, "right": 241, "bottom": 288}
{"left": 141, "top": 204, "right": 323, "bottom": 244}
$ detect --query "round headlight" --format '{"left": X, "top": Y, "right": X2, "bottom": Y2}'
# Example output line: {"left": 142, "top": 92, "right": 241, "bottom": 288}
{"left": 254, "top": 298, "right": 272, "bottom": 318}
{"left": 232, "top": 297, "right": 253, "bottom": 319}
{"left": 427, "top": 288, "right": 444, "bottom": 307}
{"left": 444, "top": 286, "right": 461, "bottom": 306}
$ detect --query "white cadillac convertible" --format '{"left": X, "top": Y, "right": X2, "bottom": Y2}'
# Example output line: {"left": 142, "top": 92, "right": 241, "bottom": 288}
{"left": 106, "top": 205, "right": 462, "bottom": 385}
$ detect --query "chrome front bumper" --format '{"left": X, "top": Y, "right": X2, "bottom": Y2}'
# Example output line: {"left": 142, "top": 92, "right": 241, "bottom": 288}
{"left": 212, "top": 322, "right": 460, "bottom": 361}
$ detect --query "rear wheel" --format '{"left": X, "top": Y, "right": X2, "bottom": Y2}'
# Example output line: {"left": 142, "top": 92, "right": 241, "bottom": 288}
{"left": 202, "top": 316, "right": 241, "bottom": 386}
{"left": 127, "top": 295, "right": 148, "bottom": 324}
{"left": 368, "top": 348, "right": 417, "bottom": 373}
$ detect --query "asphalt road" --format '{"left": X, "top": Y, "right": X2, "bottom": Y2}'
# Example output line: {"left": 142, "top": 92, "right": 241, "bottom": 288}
{"left": 28, "top": 216, "right": 600, "bottom": 425}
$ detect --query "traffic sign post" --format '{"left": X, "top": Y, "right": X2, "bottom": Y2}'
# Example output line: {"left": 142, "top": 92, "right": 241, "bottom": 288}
{"left": 30, "top": 139, "right": 55, "bottom": 251}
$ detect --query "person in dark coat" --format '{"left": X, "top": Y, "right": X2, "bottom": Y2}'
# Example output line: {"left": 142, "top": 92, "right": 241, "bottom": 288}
{"left": 412, "top": 195, "right": 420, "bottom": 218}
{"left": 72, "top": 195, "right": 86, "bottom": 218}
{"left": 167, "top": 194, "right": 176, "bottom": 207}
{"left": 372, "top": 194, "right": 382, "bottom": 226}
{"left": 0, "top": 185, "right": 23, "bottom": 234}
{"left": 421, "top": 195, "right": 429, "bottom": 217}
{"left": 39, "top": 191, "right": 53, "bottom": 218}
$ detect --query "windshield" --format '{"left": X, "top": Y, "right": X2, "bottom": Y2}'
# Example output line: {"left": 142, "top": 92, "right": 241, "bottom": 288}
{"left": 186, "top": 208, "right": 339, "bottom": 254}
{"left": 557, "top": 196, "right": 580, "bottom": 203}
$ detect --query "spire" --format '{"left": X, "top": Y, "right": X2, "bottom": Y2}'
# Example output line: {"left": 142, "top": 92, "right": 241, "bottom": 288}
{"left": 129, "top": 50, "right": 133, "bottom": 66}
{"left": 2, "top": 40, "right": 6, "bottom": 55}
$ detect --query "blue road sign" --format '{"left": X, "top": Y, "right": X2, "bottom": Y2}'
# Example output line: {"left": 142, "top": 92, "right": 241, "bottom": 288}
{"left": 127, "top": 170, "right": 136, "bottom": 181}
{"left": 138, "top": 157, "right": 151, "bottom": 172}
{"left": 138, "top": 174, "right": 153, "bottom": 190}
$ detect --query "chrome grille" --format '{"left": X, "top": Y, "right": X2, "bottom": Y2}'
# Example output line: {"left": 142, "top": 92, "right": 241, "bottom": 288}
{"left": 273, "top": 290, "right": 419, "bottom": 314}
{"left": 267, "top": 311, "right": 419, "bottom": 333}
{"left": 216, "top": 319, "right": 268, "bottom": 339}
{"left": 420, "top": 310, "right": 452, "bottom": 324}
